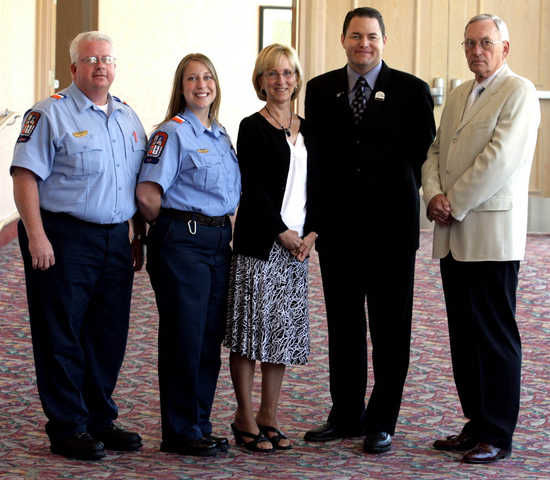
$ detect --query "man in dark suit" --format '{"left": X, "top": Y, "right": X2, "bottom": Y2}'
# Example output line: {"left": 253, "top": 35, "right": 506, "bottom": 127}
{"left": 304, "top": 7, "right": 435, "bottom": 453}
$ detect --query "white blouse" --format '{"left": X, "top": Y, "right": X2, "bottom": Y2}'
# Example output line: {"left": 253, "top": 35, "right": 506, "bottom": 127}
{"left": 280, "top": 132, "right": 307, "bottom": 236}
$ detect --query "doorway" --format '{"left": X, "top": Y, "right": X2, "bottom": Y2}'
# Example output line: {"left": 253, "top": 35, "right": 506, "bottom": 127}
{"left": 35, "top": 0, "right": 98, "bottom": 99}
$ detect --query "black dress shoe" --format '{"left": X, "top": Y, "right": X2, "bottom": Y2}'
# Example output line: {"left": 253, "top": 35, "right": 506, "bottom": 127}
{"left": 203, "top": 434, "right": 229, "bottom": 452}
{"left": 462, "top": 443, "right": 510, "bottom": 464}
{"left": 304, "top": 422, "right": 362, "bottom": 442}
{"left": 161, "top": 437, "right": 218, "bottom": 457}
{"left": 363, "top": 432, "right": 392, "bottom": 453}
{"left": 91, "top": 424, "right": 142, "bottom": 451}
{"left": 433, "top": 430, "right": 477, "bottom": 452}
{"left": 50, "top": 432, "right": 105, "bottom": 460}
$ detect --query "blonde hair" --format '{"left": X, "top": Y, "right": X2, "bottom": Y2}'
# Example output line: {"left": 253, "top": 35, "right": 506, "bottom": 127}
{"left": 252, "top": 44, "right": 303, "bottom": 101}
{"left": 162, "top": 53, "right": 221, "bottom": 124}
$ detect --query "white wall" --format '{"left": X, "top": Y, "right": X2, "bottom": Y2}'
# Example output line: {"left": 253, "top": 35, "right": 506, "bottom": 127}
{"left": 0, "top": 0, "right": 36, "bottom": 228}
{"left": 99, "top": 0, "right": 292, "bottom": 141}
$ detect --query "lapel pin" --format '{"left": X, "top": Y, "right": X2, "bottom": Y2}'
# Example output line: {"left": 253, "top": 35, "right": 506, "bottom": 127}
{"left": 374, "top": 91, "right": 385, "bottom": 102}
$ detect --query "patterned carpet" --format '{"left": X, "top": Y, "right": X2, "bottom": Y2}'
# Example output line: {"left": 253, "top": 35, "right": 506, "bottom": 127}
{"left": 0, "top": 232, "right": 549, "bottom": 480}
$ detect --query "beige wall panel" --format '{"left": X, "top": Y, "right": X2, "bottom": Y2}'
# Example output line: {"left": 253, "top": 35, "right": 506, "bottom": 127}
{"left": 481, "top": 0, "right": 543, "bottom": 86}
{"left": 0, "top": 0, "right": 36, "bottom": 227}
{"left": 296, "top": 0, "right": 328, "bottom": 114}
{"left": 530, "top": 101, "right": 550, "bottom": 196}
{"left": 323, "top": 0, "right": 353, "bottom": 72}
{"left": 98, "top": 0, "right": 291, "bottom": 141}
{"left": 359, "top": 0, "right": 416, "bottom": 73}
{"left": 297, "top": 0, "right": 327, "bottom": 81}
{"left": 35, "top": 0, "right": 56, "bottom": 101}
{"left": 480, "top": 0, "right": 550, "bottom": 196}
{"left": 530, "top": 123, "right": 543, "bottom": 194}
{"left": 418, "top": 0, "right": 448, "bottom": 122}
{"left": 447, "top": 0, "right": 478, "bottom": 85}
{"left": 541, "top": 0, "right": 550, "bottom": 89}
{"left": 0, "top": 0, "right": 36, "bottom": 109}
{"left": 418, "top": 0, "right": 441, "bottom": 81}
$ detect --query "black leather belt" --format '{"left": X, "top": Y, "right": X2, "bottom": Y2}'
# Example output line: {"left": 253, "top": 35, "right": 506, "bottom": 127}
{"left": 40, "top": 209, "right": 123, "bottom": 228}
{"left": 161, "top": 208, "right": 227, "bottom": 227}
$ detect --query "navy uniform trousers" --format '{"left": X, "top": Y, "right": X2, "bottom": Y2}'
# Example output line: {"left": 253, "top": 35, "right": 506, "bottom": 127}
{"left": 318, "top": 241, "right": 416, "bottom": 435}
{"left": 146, "top": 212, "right": 231, "bottom": 441}
{"left": 440, "top": 253, "right": 521, "bottom": 451}
{"left": 18, "top": 211, "right": 133, "bottom": 441}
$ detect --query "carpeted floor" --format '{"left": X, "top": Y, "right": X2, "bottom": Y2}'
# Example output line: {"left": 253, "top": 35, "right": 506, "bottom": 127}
{"left": 0, "top": 232, "right": 549, "bottom": 480}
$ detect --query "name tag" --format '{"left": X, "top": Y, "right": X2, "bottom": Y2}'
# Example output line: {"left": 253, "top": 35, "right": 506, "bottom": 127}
{"left": 73, "top": 130, "right": 88, "bottom": 137}
{"left": 197, "top": 148, "right": 209, "bottom": 153}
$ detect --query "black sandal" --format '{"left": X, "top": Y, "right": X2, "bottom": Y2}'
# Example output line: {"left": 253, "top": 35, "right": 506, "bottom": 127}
{"left": 258, "top": 425, "right": 293, "bottom": 450}
{"left": 231, "top": 423, "right": 274, "bottom": 453}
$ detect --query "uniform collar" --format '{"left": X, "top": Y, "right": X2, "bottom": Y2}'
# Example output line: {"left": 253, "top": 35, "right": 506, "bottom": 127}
{"left": 182, "top": 108, "right": 222, "bottom": 138}
{"left": 67, "top": 82, "right": 123, "bottom": 114}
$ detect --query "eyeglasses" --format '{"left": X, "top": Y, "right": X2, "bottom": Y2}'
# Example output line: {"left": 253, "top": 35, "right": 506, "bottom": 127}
{"left": 264, "top": 69, "right": 295, "bottom": 80}
{"left": 79, "top": 55, "right": 116, "bottom": 65}
{"left": 461, "top": 39, "right": 504, "bottom": 50}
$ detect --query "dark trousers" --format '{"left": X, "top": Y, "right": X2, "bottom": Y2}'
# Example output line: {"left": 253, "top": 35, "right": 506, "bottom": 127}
{"left": 18, "top": 213, "right": 133, "bottom": 441}
{"left": 440, "top": 253, "right": 521, "bottom": 450}
{"left": 318, "top": 245, "right": 416, "bottom": 434}
{"left": 147, "top": 213, "right": 231, "bottom": 441}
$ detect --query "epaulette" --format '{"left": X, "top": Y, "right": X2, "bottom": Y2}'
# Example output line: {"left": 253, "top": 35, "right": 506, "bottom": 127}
{"left": 112, "top": 95, "right": 129, "bottom": 106}
{"left": 50, "top": 93, "right": 66, "bottom": 100}
{"left": 218, "top": 123, "right": 228, "bottom": 135}
{"left": 171, "top": 113, "right": 186, "bottom": 124}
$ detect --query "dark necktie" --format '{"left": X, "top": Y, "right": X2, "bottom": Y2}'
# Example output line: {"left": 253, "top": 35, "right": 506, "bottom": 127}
{"left": 351, "top": 77, "right": 369, "bottom": 124}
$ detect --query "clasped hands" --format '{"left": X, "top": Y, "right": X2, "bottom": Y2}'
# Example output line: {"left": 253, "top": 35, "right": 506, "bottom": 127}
{"left": 278, "top": 229, "right": 317, "bottom": 262}
{"left": 427, "top": 193, "right": 455, "bottom": 226}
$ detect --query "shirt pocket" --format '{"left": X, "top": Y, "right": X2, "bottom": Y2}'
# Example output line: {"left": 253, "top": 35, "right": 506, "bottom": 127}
{"left": 57, "top": 134, "right": 104, "bottom": 177}
{"left": 129, "top": 137, "right": 147, "bottom": 172}
{"left": 188, "top": 151, "right": 221, "bottom": 190}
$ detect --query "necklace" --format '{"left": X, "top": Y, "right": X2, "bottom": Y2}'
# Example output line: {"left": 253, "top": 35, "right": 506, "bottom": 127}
{"left": 264, "top": 105, "right": 292, "bottom": 137}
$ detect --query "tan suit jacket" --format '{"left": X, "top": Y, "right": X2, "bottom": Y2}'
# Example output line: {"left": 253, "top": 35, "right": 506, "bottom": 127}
{"left": 422, "top": 64, "right": 540, "bottom": 261}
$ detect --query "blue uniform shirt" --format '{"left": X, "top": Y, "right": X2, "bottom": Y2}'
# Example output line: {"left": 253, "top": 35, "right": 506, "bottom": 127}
{"left": 138, "top": 109, "right": 241, "bottom": 217}
{"left": 11, "top": 83, "right": 147, "bottom": 224}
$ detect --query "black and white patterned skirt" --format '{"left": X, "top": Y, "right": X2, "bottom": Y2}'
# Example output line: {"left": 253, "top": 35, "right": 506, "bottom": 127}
{"left": 224, "top": 241, "right": 310, "bottom": 365}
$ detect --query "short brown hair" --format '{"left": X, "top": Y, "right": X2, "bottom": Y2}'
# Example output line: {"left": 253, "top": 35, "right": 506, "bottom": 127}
{"left": 343, "top": 7, "right": 385, "bottom": 37}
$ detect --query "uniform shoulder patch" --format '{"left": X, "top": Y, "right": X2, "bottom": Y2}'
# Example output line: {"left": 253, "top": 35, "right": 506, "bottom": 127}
{"left": 144, "top": 131, "right": 168, "bottom": 164}
{"left": 50, "top": 93, "right": 66, "bottom": 100}
{"left": 171, "top": 113, "right": 186, "bottom": 124}
{"left": 112, "top": 95, "right": 129, "bottom": 106}
{"left": 17, "top": 111, "right": 41, "bottom": 143}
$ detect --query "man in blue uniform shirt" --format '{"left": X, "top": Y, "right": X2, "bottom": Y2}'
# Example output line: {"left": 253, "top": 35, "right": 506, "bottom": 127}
{"left": 11, "top": 31, "right": 147, "bottom": 460}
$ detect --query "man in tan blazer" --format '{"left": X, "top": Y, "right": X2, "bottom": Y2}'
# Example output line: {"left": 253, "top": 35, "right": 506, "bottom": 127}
{"left": 422, "top": 14, "right": 540, "bottom": 464}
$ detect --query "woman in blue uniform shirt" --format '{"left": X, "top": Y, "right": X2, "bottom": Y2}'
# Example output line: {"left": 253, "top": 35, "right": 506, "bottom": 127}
{"left": 136, "top": 53, "right": 240, "bottom": 457}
